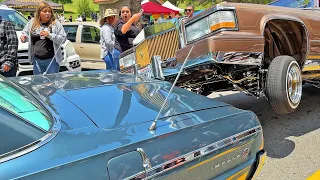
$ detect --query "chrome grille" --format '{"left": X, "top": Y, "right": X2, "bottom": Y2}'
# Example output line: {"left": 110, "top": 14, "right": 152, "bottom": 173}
{"left": 135, "top": 28, "right": 179, "bottom": 68}
{"left": 148, "top": 29, "right": 179, "bottom": 60}
{"left": 17, "top": 50, "right": 30, "bottom": 65}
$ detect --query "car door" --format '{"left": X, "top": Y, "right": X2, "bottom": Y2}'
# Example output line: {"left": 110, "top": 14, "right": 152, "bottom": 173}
{"left": 63, "top": 24, "right": 81, "bottom": 54}
{"left": 79, "top": 25, "right": 103, "bottom": 67}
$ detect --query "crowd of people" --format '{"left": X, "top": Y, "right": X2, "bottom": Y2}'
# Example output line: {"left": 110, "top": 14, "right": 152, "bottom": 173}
{"left": 99, "top": 4, "right": 194, "bottom": 71}
{"left": 0, "top": 1, "right": 195, "bottom": 77}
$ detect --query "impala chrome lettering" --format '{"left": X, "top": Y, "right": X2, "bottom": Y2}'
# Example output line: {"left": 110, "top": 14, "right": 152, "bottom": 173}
{"left": 213, "top": 153, "right": 243, "bottom": 169}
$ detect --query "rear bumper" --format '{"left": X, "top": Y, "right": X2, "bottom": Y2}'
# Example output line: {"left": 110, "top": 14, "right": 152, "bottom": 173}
{"left": 223, "top": 150, "right": 266, "bottom": 180}
{"left": 250, "top": 150, "right": 266, "bottom": 180}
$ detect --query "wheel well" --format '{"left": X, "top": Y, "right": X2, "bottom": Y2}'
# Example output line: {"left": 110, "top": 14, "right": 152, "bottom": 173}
{"left": 263, "top": 19, "right": 308, "bottom": 67}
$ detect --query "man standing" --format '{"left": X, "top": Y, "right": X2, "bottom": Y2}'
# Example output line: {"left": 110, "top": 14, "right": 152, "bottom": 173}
{"left": 0, "top": 16, "right": 18, "bottom": 77}
{"left": 157, "top": 13, "right": 166, "bottom": 23}
{"left": 185, "top": 4, "right": 194, "bottom": 18}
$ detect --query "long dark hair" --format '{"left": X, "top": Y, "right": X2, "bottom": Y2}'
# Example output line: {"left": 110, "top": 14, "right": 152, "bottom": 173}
{"left": 119, "top": 5, "right": 132, "bottom": 18}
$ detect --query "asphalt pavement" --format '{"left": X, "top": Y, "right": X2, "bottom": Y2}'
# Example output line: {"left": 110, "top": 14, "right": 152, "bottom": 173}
{"left": 208, "top": 84, "right": 320, "bottom": 180}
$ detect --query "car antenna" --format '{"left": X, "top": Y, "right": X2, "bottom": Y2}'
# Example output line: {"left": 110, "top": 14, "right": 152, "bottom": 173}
{"left": 148, "top": 45, "right": 194, "bottom": 132}
{"left": 43, "top": 30, "right": 69, "bottom": 76}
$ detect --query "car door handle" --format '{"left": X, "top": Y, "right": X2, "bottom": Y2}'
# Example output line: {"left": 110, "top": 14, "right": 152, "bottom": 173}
{"left": 80, "top": 47, "right": 84, "bottom": 48}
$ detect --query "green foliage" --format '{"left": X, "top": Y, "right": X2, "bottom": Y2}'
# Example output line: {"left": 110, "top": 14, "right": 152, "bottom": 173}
{"left": 77, "top": 0, "right": 92, "bottom": 16}
{"left": 168, "top": 0, "right": 179, "bottom": 6}
{"left": 52, "top": 0, "right": 73, "bottom": 5}
{"left": 303, "top": 0, "right": 310, "bottom": 5}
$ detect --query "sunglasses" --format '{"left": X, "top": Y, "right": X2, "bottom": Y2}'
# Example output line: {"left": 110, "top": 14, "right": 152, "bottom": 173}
{"left": 185, "top": 9, "right": 193, "bottom": 12}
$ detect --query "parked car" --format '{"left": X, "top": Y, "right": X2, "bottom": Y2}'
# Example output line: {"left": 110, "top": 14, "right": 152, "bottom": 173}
{"left": 119, "top": 2, "right": 320, "bottom": 115}
{"left": 0, "top": 70, "right": 265, "bottom": 179}
{"left": 0, "top": 5, "right": 81, "bottom": 76}
{"left": 62, "top": 22, "right": 105, "bottom": 70}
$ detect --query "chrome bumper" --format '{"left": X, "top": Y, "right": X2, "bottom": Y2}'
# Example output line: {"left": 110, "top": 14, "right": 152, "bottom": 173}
{"left": 120, "top": 52, "right": 263, "bottom": 80}
{"left": 251, "top": 150, "right": 267, "bottom": 180}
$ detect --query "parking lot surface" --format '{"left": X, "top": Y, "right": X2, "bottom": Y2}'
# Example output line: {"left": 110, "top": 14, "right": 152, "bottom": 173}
{"left": 209, "top": 84, "right": 320, "bottom": 180}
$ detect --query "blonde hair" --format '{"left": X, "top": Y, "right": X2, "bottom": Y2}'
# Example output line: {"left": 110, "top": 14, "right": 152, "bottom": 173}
{"left": 31, "top": 1, "right": 56, "bottom": 32}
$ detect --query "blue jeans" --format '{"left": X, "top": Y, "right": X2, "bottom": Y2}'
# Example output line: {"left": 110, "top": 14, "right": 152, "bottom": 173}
{"left": 103, "top": 48, "right": 120, "bottom": 71}
{"left": 33, "top": 56, "right": 59, "bottom": 75}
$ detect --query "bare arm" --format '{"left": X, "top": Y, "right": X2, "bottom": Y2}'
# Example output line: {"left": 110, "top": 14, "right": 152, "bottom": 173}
{"left": 120, "top": 13, "right": 142, "bottom": 34}
{"left": 121, "top": 18, "right": 136, "bottom": 34}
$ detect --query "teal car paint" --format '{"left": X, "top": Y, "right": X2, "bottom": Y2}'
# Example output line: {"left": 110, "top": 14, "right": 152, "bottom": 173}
{"left": 0, "top": 70, "right": 265, "bottom": 179}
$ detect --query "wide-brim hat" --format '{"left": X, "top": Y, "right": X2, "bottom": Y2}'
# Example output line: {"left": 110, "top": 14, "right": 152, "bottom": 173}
{"left": 99, "top": 9, "right": 118, "bottom": 26}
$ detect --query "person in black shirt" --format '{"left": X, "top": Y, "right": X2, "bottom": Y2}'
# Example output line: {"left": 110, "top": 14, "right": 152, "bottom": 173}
{"left": 20, "top": 1, "right": 66, "bottom": 75}
{"left": 69, "top": 14, "right": 72, "bottom": 22}
{"left": 114, "top": 5, "right": 142, "bottom": 52}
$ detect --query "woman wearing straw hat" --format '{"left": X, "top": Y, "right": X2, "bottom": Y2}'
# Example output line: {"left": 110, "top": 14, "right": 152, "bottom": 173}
{"left": 99, "top": 9, "right": 121, "bottom": 70}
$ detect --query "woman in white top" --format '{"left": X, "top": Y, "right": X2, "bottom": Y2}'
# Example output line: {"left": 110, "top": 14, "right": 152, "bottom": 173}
{"left": 99, "top": 9, "right": 121, "bottom": 70}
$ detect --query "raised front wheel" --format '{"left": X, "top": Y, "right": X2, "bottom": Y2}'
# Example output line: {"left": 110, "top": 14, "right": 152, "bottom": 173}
{"left": 266, "top": 55, "right": 302, "bottom": 114}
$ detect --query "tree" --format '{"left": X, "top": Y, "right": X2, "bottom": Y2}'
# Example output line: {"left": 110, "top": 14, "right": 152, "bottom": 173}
{"left": 130, "top": 0, "right": 142, "bottom": 14}
{"left": 52, "top": 0, "right": 73, "bottom": 5}
{"left": 77, "top": 0, "right": 91, "bottom": 16}
{"left": 169, "top": 0, "right": 179, "bottom": 6}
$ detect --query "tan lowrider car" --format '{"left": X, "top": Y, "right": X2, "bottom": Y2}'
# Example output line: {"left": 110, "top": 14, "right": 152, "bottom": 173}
{"left": 62, "top": 22, "right": 105, "bottom": 70}
{"left": 120, "top": 2, "right": 320, "bottom": 114}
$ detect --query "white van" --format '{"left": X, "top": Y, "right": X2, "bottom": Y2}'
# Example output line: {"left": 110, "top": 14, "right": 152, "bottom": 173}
{"left": 0, "top": 5, "right": 81, "bottom": 76}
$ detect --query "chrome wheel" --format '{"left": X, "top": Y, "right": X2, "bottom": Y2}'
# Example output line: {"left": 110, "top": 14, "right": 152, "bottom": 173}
{"left": 267, "top": 55, "right": 302, "bottom": 114}
{"left": 286, "top": 62, "right": 302, "bottom": 107}
{"left": 286, "top": 62, "right": 302, "bottom": 108}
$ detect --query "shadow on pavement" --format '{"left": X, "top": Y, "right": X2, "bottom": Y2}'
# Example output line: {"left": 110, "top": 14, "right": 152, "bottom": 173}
{"left": 210, "top": 84, "right": 320, "bottom": 159}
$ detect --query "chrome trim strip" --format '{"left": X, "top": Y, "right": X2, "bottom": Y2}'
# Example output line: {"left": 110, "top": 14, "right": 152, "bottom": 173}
{"left": 126, "top": 126, "right": 262, "bottom": 180}
{"left": 310, "top": 40, "right": 320, "bottom": 43}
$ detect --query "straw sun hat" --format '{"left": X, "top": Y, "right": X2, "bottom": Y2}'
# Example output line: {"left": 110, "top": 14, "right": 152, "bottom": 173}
{"left": 99, "top": 9, "right": 118, "bottom": 26}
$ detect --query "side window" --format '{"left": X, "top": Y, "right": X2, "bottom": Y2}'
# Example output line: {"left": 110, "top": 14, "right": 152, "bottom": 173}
{"left": 63, "top": 25, "right": 78, "bottom": 43}
{"left": 0, "top": 107, "right": 45, "bottom": 158}
{"left": 0, "top": 80, "right": 50, "bottom": 160}
{"left": 81, "top": 26, "right": 100, "bottom": 44}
